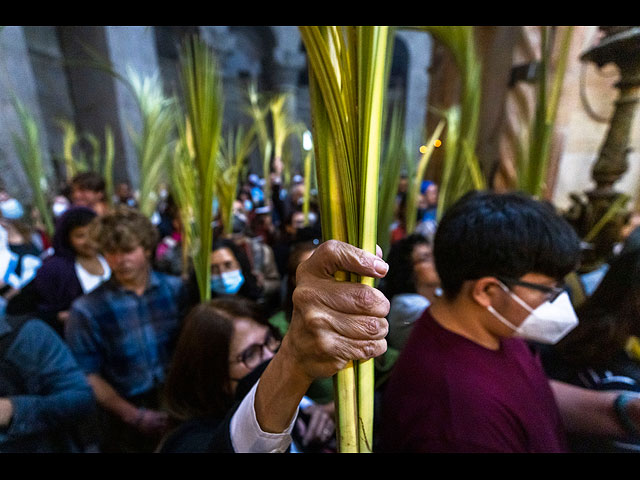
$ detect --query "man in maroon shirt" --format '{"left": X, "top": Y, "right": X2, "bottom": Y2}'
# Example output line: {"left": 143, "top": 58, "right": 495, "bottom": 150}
{"left": 380, "top": 191, "right": 640, "bottom": 452}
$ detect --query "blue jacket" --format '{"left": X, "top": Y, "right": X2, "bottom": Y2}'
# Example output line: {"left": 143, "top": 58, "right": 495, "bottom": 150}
{"left": 0, "top": 315, "right": 96, "bottom": 452}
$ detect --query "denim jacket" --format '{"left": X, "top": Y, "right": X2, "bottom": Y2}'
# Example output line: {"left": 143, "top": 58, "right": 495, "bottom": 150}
{"left": 0, "top": 315, "right": 96, "bottom": 452}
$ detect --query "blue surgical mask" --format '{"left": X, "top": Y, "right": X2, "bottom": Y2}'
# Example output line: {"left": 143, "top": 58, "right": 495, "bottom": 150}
{"left": 211, "top": 269, "right": 245, "bottom": 295}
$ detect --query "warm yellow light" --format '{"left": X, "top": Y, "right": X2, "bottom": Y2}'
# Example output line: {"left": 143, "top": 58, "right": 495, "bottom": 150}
{"left": 434, "top": 139, "right": 442, "bottom": 148}
{"left": 419, "top": 145, "right": 427, "bottom": 154}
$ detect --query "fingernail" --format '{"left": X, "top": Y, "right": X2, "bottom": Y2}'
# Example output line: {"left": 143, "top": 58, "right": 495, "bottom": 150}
{"left": 374, "top": 259, "right": 389, "bottom": 275}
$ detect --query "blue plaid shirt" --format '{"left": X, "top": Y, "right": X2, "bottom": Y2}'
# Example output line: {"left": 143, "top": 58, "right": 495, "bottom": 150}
{"left": 65, "top": 270, "right": 188, "bottom": 399}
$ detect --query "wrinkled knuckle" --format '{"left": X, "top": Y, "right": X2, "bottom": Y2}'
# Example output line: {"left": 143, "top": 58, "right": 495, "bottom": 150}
{"left": 359, "top": 316, "right": 381, "bottom": 337}
{"left": 362, "top": 340, "right": 378, "bottom": 359}
{"left": 364, "top": 339, "right": 386, "bottom": 359}
{"left": 292, "top": 284, "right": 314, "bottom": 306}
{"left": 294, "top": 261, "right": 309, "bottom": 283}
{"left": 321, "top": 239, "right": 340, "bottom": 256}
{"left": 354, "top": 285, "right": 376, "bottom": 309}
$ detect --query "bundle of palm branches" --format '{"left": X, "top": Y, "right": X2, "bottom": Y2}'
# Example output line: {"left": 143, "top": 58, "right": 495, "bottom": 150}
{"left": 245, "top": 82, "right": 273, "bottom": 202}
{"left": 514, "top": 26, "right": 574, "bottom": 198}
{"left": 299, "top": 25, "right": 394, "bottom": 453}
{"left": 217, "top": 124, "right": 256, "bottom": 235}
{"left": 270, "top": 92, "right": 308, "bottom": 187}
{"left": 172, "top": 35, "right": 224, "bottom": 302}
{"left": 11, "top": 97, "right": 55, "bottom": 237}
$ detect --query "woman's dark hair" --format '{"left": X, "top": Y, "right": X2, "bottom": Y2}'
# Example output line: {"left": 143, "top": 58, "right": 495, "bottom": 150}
{"left": 380, "top": 233, "right": 430, "bottom": 299}
{"left": 52, "top": 206, "right": 97, "bottom": 260}
{"left": 211, "top": 237, "right": 262, "bottom": 301}
{"left": 434, "top": 190, "right": 581, "bottom": 298}
{"left": 162, "top": 297, "right": 270, "bottom": 422}
{"left": 554, "top": 246, "right": 640, "bottom": 367}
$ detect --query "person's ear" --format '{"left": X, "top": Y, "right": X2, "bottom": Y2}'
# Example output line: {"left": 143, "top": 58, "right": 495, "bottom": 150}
{"left": 470, "top": 277, "right": 503, "bottom": 308}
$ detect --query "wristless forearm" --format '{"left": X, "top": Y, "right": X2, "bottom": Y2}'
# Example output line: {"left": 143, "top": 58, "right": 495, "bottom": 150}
{"left": 254, "top": 343, "right": 312, "bottom": 434}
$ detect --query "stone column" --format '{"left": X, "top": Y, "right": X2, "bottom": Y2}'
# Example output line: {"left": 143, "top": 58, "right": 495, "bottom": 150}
{"left": 397, "top": 29, "right": 432, "bottom": 149}
{"left": 0, "top": 26, "right": 53, "bottom": 203}
{"left": 271, "top": 27, "right": 309, "bottom": 175}
{"left": 57, "top": 26, "right": 161, "bottom": 189}
{"left": 104, "top": 26, "right": 162, "bottom": 189}
{"left": 199, "top": 26, "right": 240, "bottom": 128}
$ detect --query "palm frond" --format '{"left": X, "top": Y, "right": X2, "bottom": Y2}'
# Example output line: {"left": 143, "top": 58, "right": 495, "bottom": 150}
{"left": 517, "top": 26, "right": 574, "bottom": 197}
{"left": 126, "top": 67, "right": 177, "bottom": 218}
{"left": 300, "top": 25, "right": 394, "bottom": 453}
{"left": 176, "top": 35, "right": 224, "bottom": 302}
{"left": 11, "top": 97, "right": 55, "bottom": 237}
{"left": 218, "top": 124, "right": 256, "bottom": 234}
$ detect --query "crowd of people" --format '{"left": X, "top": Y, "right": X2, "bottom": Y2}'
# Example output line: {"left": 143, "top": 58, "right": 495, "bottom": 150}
{"left": 3, "top": 166, "right": 640, "bottom": 454}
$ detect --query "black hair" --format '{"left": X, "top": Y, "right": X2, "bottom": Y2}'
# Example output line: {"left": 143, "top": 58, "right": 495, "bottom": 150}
{"left": 553, "top": 245, "right": 640, "bottom": 367}
{"left": 433, "top": 190, "right": 581, "bottom": 298}
{"left": 380, "top": 233, "right": 431, "bottom": 299}
{"left": 52, "top": 206, "right": 97, "bottom": 260}
{"left": 70, "top": 171, "right": 106, "bottom": 193}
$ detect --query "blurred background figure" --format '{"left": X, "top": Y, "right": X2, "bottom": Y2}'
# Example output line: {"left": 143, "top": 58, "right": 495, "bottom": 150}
{"left": 9, "top": 207, "right": 110, "bottom": 337}
{"left": 70, "top": 171, "right": 108, "bottom": 216}
{"left": 380, "top": 233, "right": 441, "bottom": 352}
{"left": 540, "top": 238, "right": 640, "bottom": 452}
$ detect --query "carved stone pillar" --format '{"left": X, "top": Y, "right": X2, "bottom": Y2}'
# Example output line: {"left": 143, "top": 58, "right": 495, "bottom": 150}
{"left": 565, "top": 26, "right": 640, "bottom": 271}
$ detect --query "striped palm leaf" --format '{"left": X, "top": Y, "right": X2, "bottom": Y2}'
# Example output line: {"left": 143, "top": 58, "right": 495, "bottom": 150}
{"left": 57, "top": 120, "right": 115, "bottom": 207}
{"left": 406, "top": 26, "right": 485, "bottom": 219}
{"left": 126, "top": 67, "right": 177, "bottom": 218}
{"left": 245, "top": 82, "right": 273, "bottom": 203}
{"left": 376, "top": 101, "right": 405, "bottom": 256}
{"left": 176, "top": 35, "right": 224, "bottom": 302}
{"left": 218, "top": 124, "right": 257, "bottom": 234}
{"left": 300, "top": 25, "right": 394, "bottom": 453}
{"left": 516, "top": 26, "right": 574, "bottom": 198}
{"left": 404, "top": 119, "right": 446, "bottom": 235}
{"left": 11, "top": 97, "right": 55, "bottom": 237}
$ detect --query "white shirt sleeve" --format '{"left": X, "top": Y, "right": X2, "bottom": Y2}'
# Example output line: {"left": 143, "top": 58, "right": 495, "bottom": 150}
{"left": 229, "top": 378, "right": 297, "bottom": 453}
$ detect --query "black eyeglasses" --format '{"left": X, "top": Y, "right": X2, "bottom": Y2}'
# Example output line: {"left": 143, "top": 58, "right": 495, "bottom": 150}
{"left": 497, "top": 276, "right": 566, "bottom": 303}
{"left": 233, "top": 327, "right": 282, "bottom": 370}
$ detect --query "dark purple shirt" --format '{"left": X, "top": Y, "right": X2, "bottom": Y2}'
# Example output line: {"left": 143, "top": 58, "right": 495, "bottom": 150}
{"left": 379, "top": 308, "right": 568, "bottom": 453}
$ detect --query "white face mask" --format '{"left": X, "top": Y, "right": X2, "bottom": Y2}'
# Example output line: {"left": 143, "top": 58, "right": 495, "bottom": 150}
{"left": 487, "top": 282, "right": 578, "bottom": 345}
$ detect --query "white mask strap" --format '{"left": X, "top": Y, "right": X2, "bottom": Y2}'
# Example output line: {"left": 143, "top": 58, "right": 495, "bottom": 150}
{"left": 496, "top": 279, "right": 535, "bottom": 314}
{"left": 487, "top": 304, "right": 518, "bottom": 333}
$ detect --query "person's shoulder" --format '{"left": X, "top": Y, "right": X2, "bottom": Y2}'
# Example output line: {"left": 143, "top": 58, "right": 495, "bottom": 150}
{"left": 69, "top": 281, "right": 114, "bottom": 314}
{"left": 38, "top": 254, "right": 74, "bottom": 270}
{"left": 6, "top": 315, "right": 63, "bottom": 350}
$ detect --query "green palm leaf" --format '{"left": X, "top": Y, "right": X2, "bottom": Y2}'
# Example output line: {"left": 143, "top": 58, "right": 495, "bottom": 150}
{"left": 176, "top": 35, "right": 224, "bottom": 302}
{"left": 300, "top": 25, "right": 393, "bottom": 453}
{"left": 126, "top": 67, "right": 177, "bottom": 218}
{"left": 11, "top": 97, "right": 55, "bottom": 237}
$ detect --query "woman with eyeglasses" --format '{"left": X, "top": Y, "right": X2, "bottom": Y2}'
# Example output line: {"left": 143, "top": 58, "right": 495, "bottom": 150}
{"left": 157, "top": 296, "right": 335, "bottom": 453}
